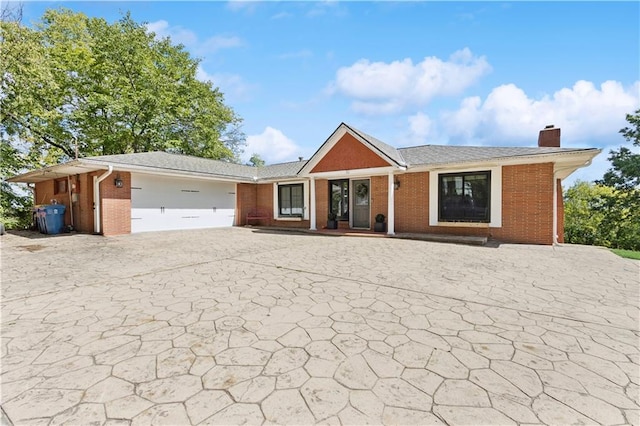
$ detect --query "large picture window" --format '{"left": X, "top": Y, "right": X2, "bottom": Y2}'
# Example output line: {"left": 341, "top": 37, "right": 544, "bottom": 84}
{"left": 329, "top": 179, "right": 349, "bottom": 220}
{"left": 439, "top": 172, "right": 490, "bottom": 222}
{"left": 278, "top": 184, "right": 304, "bottom": 217}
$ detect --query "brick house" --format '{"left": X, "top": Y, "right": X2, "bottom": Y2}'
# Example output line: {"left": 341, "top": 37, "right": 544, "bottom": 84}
{"left": 9, "top": 123, "right": 600, "bottom": 244}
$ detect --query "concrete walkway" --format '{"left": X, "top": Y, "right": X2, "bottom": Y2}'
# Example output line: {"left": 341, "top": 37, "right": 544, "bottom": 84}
{"left": 1, "top": 227, "right": 638, "bottom": 425}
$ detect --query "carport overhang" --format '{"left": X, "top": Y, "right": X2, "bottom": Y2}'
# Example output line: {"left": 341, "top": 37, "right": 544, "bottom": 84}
{"left": 6, "top": 161, "right": 109, "bottom": 184}
{"left": 7, "top": 159, "right": 256, "bottom": 184}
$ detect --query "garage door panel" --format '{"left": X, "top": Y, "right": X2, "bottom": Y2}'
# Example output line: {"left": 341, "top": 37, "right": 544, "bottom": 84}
{"left": 131, "top": 174, "right": 236, "bottom": 233}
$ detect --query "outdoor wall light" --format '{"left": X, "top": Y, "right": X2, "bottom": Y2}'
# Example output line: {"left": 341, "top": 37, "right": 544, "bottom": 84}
{"left": 114, "top": 177, "right": 123, "bottom": 188}
{"left": 394, "top": 178, "right": 400, "bottom": 190}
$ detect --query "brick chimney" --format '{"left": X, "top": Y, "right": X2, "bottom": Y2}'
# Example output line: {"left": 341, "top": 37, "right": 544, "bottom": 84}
{"left": 538, "top": 124, "right": 561, "bottom": 147}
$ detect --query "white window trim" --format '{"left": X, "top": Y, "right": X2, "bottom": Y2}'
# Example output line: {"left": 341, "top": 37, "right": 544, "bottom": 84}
{"left": 273, "top": 181, "right": 309, "bottom": 220}
{"left": 429, "top": 166, "right": 502, "bottom": 228}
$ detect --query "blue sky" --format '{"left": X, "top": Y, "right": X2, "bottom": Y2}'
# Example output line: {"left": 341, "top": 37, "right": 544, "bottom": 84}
{"left": 18, "top": 1, "right": 640, "bottom": 184}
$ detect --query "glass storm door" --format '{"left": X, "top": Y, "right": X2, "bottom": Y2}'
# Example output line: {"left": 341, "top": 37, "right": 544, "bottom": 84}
{"left": 352, "top": 179, "right": 370, "bottom": 228}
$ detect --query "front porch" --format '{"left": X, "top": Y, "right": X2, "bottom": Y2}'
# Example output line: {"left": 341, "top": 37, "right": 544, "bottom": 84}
{"left": 244, "top": 225, "right": 489, "bottom": 246}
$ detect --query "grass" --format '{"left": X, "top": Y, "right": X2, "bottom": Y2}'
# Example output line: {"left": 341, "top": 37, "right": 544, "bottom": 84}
{"left": 611, "top": 249, "right": 640, "bottom": 260}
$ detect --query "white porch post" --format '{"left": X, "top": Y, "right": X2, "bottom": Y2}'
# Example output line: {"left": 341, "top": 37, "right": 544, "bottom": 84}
{"left": 309, "top": 176, "right": 317, "bottom": 230}
{"left": 387, "top": 172, "right": 395, "bottom": 235}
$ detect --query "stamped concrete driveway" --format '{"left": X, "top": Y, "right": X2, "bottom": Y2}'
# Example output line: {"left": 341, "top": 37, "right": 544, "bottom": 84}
{"left": 1, "top": 228, "right": 638, "bottom": 425}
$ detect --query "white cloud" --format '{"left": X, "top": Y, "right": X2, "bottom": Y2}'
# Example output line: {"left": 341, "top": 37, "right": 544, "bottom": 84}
{"left": 405, "top": 112, "right": 435, "bottom": 145}
{"left": 201, "top": 35, "right": 243, "bottom": 52}
{"left": 242, "top": 127, "right": 303, "bottom": 164}
{"left": 146, "top": 20, "right": 197, "bottom": 46}
{"left": 146, "top": 20, "right": 243, "bottom": 54}
{"left": 330, "top": 48, "right": 491, "bottom": 114}
{"left": 196, "top": 66, "right": 255, "bottom": 103}
{"left": 439, "top": 80, "right": 640, "bottom": 147}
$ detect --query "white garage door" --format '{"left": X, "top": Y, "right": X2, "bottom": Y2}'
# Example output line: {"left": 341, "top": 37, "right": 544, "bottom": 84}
{"left": 131, "top": 173, "right": 236, "bottom": 233}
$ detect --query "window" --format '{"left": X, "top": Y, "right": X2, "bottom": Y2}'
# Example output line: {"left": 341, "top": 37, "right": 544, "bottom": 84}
{"left": 439, "top": 171, "right": 490, "bottom": 222}
{"left": 278, "top": 184, "right": 304, "bottom": 217}
{"left": 329, "top": 179, "right": 349, "bottom": 220}
{"left": 54, "top": 178, "right": 67, "bottom": 195}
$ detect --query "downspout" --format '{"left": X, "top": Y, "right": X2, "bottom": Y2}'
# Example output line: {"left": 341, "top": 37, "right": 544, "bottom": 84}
{"left": 553, "top": 159, "right": 593, "bottom": 245}
{"left": 93, "top": 166, "right": 113, "bottom": 234}
{"left": 552, "top": 170, "right": 559, "bottom": 245}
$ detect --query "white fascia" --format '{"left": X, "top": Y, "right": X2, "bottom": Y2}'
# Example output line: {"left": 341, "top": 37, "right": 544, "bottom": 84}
{"left": 429, "top": 165, "right": 502, "bottom": 228}
{"left": 272, "top": 180, "right": 310, "bottom": 220}
{"left": 82, "top": 162, "right": 252, "bottom": 184}
{"left": 411, "top": 149, "right": 600, "bottom": 175}
{"left": 299, "top": 127, "right": 349, "bottom": 175}
{"left": 304, "top": 166, "right": 401, "bottom": 180}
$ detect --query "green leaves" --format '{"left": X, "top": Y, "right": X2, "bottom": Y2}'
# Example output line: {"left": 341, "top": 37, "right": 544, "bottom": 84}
{"left": 599, "top": 109, "right": 640, "bottom": 191}
{"left": 565, "top": 110, "right": 640, "bottom": 251}
{"left": 1, "top": 8, "right": 244, "bottom": 165}
{"left": 1, "top": 8, "right": 245, "bottom": 228}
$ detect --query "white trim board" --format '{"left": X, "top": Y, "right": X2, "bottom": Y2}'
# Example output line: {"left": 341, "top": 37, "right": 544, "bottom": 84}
{"left": 272, "top": 180, "right": 310, "bottom": 220}
{"left": 429, "top": 166, "right": 502, "bottom": 228}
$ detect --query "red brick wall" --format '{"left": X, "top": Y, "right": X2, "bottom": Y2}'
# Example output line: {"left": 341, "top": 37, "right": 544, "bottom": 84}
{"left": 236, "top": 183, "right": 258, "bottom": 226}
{"left": 75, "top": 173, "right": 94, "bottom": 233}
{"left": 370, "top": 175, "right": 388, "bottom": 229}
{"left": 34, "top": 180, "right": 55, "bottom": 206}
{"left": 394, "top": 171, "right": 490, "bottom": 237}
{"left": 255, "top": 183, "right": 273, "bottom": 226}
{"left": 395, "top": 172, "right": 430, "bottom": 233}
{"left": 391, "top": 165, "right": 556, "bottom": 244}
{"left": 316, "top": 179, "right": 328, "bottom": 229}
{"left": 235, "top": 183, "right": 310, "bottom": 229}
{"left": 311, "top": 133, "right": 390, "bottom": 173}
{"left": 99, "top": 172, "right": 131, "bottom": 236}
{"left": 491, "top": 163, "right": 554, "bottom": 244}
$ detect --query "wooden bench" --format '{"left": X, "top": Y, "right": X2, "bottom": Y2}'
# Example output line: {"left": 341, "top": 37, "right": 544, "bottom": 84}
{"left": 246, "top": 208, "right": 271, "bottom": 225}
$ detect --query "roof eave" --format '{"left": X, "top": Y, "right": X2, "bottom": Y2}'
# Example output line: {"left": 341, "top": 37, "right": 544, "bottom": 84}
{"left": 80, "top": 159, "right": 256, "bottom": 182}
{"left": 404, "top": 148, "right": 601, "bottom": 172}
{"left": 341, "top": 123, "right": 406, "bottom": 167}
{"left": 6, "top": 160, "right": 109, "bottom": 184}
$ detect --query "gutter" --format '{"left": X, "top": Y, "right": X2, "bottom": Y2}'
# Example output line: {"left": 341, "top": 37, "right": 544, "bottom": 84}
{"left": 93, "top": 166, "right": 113, "bottom": 234}
{"left": 81, "top": 159, "right": 256, "bottom": 183}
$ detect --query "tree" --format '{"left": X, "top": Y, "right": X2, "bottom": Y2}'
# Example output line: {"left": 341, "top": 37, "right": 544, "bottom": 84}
{"left": 600, "top": 109, "right": 640, "bottom": 190}
{"left": 247, "top": 153, "right": 265, "bottom": 167}
{"left": 564, "top": 110, "right": 640, "bottom": 251}
{"left": 564, "top": 181, "right": 640, "bottom": 250}
{"left": 564, "top": 181, "right": 612, "bottom": 247}
{"left": 1, "top": 8, "right": 245, "bottom": 228}
{"left": 1, "top": 8, "right": 244, "bottom": 163}
{"left": 599, "top": 109, "right": 640, "bottom": 250}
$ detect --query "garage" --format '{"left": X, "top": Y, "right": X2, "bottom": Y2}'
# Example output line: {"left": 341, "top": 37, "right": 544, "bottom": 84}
{"left": 130, "top": 173, "right": 236, "bottom": 233}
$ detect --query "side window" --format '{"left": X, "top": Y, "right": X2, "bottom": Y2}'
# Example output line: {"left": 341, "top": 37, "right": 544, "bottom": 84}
{"left": 329, "top": 179, "right": 349, "bottom": 220}
{"left": 54, "top": 178, "right": 67, "bottom": 195}
{"left": 278, "top": 184, "right": 304, "bottom": 217}
{"left": 439, "top": 172, "right": 490, "bottom": 222}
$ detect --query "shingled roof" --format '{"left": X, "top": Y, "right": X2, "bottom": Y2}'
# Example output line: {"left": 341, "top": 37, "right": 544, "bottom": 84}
{"left": 8, "top": 124, "right": 600, "bottom": 184}
{"left": 83, "top": 151, "right": 258, "bottom": 180}
{"left": 397, "top": 144, "right": 594, "bottom": 167}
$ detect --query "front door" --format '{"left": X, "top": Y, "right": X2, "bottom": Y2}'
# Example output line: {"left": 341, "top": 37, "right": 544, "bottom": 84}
{"left": 352, "top": 179, "right": 370, "bottom": 228}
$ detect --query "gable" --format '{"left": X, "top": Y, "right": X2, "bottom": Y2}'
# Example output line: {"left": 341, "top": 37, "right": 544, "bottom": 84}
{"left": 311, "top": 133, "right": 392, "bottom": 173}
